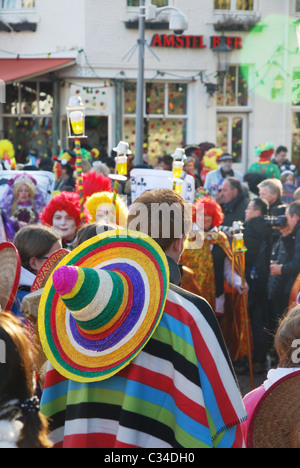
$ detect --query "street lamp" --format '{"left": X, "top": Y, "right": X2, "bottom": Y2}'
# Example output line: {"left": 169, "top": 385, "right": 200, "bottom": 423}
{"left": 66, "top": 95, "right": 87, "bottom": 226}
{"left": 135, "top": 1, "right": 188, "bottom": 166}
{"left": 213, "top": 32, "right": 233, "bottom": 87}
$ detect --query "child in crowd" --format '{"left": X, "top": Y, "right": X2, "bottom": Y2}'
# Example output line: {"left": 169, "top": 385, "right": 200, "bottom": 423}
{"left": 0, "top": 312, "right": 52, "bottom": 448}
{"left": 12, "top": 225, "right": 62, "bottom": 319}
{"left": 242, "top": 304, "right": 300, "bottom": 445}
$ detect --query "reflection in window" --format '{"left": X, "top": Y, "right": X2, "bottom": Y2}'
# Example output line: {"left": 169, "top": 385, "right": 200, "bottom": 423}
{"left": 236, "top": 0, "right": 253, "bottom": 10}
{"left": 214, "top": 0, "right": 231, "bottom": 10}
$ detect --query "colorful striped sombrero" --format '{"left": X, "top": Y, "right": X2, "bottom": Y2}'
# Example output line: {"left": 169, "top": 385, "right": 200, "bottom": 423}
{"left": 38, "top": 229, "right": 169, "bottom": 383}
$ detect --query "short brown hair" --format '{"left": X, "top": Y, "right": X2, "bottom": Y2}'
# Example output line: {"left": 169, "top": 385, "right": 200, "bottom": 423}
{"left": 14, "top": 225, "right": 61, "bottom": 272}
{"left": 127, "top": 189, "right": 192, "bottom": 252}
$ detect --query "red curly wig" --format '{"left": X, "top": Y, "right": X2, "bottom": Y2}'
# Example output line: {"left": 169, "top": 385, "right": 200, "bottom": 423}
{"left": 195, "top": 196, "right": 224, "bottom": 227}
{"left": 40, "top": 192, "right": 90, "bottom": 229}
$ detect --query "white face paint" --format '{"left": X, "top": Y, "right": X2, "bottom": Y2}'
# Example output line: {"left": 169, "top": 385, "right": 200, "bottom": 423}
{"left": 96, "top": 203, "right": 116, "bottom": 223}
{"left": 52, "top": 210, "right": 77, "bottom": 240}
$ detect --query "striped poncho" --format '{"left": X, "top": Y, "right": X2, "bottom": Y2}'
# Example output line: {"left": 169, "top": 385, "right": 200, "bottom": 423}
{"left": 40, "top": 284, "right": 247, "bottom": 448}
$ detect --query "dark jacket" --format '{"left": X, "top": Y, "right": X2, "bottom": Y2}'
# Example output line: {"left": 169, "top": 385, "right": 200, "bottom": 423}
{"left": 243, "top": 216, "right": 273, "bottom": 285}
{"left": 221, "top": 193, "right": 249, "bottom": 227}
{"left": 269, "top": 220, "right": 300, "bottom": 298}
{"left": 281, "top": 220, "right": 300, "bottom": 292}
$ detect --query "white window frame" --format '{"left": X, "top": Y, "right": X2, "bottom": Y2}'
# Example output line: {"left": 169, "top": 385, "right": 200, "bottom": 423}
{"left": 216, "top": 112, "right": 249, "bottom": 172}
{"left": 126, "top": 0, "right": 172, "bottom": 12}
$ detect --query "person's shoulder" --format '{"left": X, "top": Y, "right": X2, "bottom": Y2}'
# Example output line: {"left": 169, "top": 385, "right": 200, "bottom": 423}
{"left": 168, "top": 283, "right": 218, "bottom": 325}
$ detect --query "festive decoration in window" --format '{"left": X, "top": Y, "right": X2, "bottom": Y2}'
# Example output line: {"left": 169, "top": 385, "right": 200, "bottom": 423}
{"left": 292, "top": 112, "right": 300, "bottom": 166}
{"left": 67, "top": 82, "right": 111, "bottom": 114}
{"left": 3, "top": 117, "right": 53, "bottom": 162}
{"left": 124, "top": 81, "right": 187, "bottom": 163}
{"left": 217, "top": 66, "right": 249, "bottom": 106}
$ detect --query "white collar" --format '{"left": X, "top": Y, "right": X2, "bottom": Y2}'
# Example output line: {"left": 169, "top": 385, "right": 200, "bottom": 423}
{"left": 0, "top": 420, "right": 23, "bottom": 448}
{"left": 263, "top": 368, "right": 300, "bottom": 391}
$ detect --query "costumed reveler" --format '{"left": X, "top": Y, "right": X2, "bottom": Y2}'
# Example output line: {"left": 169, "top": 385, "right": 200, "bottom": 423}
{"left": 86, "top": 191, "right": 128, "bottom": 227}
{"left": 0, "top": 174, "right": 46, "bottom": 235}
{"left": 39, "top": 191, "right": 90, "bottom": 250}
{"left": 181, "top": 196, "right": 247, "bottom": 317}
{"left": 248, "top": 142, "right": 281, "bottom": 179}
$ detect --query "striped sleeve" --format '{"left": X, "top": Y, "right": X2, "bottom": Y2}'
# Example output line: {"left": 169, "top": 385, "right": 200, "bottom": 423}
{"left": 41, "top": 284, "right": 246, "bottom": 448}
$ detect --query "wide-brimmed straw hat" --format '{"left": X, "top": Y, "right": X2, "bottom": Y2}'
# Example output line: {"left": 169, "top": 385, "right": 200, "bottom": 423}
{"left": 248, "top": 370, "right": 300, "bottom": 448}
{"left": 38, "top": 229, "right": 170, "bottom": 383}
{"left": 0, "top": 242, "right": 21, "bottom": 312}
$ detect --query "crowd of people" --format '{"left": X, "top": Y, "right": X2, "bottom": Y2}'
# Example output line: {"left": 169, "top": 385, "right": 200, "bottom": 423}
{"left": 0, "top": 139, "right": 300, "bottom": 449}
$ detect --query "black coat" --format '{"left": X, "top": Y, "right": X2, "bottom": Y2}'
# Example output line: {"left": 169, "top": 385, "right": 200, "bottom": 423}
{"left": 281, "top": 220, "right": 300, "bottom": 293}
{"left": 269, "top": 220, "right": 300, "bottom": 298}
{"left": 243, "top": 216, "right": 273, "bottom": 285}
{"left": 221, "top": 193, "right": 249, "bottom": 227}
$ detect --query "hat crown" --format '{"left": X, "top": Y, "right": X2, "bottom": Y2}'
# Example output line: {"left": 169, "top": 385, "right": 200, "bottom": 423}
{"left": 114, "top": 141, "right": 132, "bottom": 155}
{"left": 53, "top": 265, "right": 125, "bottom": 333}
{"left": 172, "top": 148, "right": 186, "bottom": 160}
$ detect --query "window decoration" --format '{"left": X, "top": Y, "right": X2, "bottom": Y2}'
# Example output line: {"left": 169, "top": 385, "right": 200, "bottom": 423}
{"left": 217, "top": 65, "right": 249, "bottom": 106}
{"left": 124, "top": 81, "right": 187, "bottom": 162}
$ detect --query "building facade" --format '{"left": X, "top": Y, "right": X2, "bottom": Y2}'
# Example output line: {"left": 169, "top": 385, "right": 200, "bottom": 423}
{"left": 0, "top": 0, "right": 300, "bottom": 172}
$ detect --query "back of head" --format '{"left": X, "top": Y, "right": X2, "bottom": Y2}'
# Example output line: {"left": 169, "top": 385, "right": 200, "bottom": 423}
{"left": 0, "top": 312, "right": 52, "bottom": 448}
{"left": 127, "top": 188, "right": 192, "bottom": 252}
{"left": 274, "top": 304, "right": 300, "bottom": 368}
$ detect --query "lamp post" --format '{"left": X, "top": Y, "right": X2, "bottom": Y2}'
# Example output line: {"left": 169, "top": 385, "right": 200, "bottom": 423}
{"left": 135, "top": 0, "right": 146, "bottom": 168}
{"left": 213, "top": 32, "right": 233, "bottom": 87}
{"left": 66, "top": 96, "right": 87, "bottom": 226}
{"left": 134, "top": 1, "right": 188, "bottom": 166}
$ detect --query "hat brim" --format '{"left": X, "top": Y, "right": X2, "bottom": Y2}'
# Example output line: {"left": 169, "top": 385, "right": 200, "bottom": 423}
{"left": 248, "top": 370, "right": 300, "bottom": 448}
{"left": 0, "top": 242, "right": 21, "bottom": 311}
{"left": 31, "top": 249, "right": 69, "bottom": 293}
{"left": 38, "top": 230, "right": 169, "bottom": 383}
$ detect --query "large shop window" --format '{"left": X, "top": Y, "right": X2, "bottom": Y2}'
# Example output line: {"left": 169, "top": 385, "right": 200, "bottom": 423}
{"left": 214, "top": 0, "right": 254, "bottom": 11}
{"left": 0, "top": 81, "right": 53, "bottom": 162}
{"left": 123, "top": 81, "right": 187, "bottom": 164}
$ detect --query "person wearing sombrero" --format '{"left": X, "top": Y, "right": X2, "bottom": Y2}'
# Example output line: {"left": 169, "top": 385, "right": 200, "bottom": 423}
{"left": 39, "top": 189, "right": 247, "bottom": 448}
{"left": 12, "top": 225, "right": 62, "bottom": 321}
{"left": 242, "top": 304, "right": 300, "bottom": 448}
